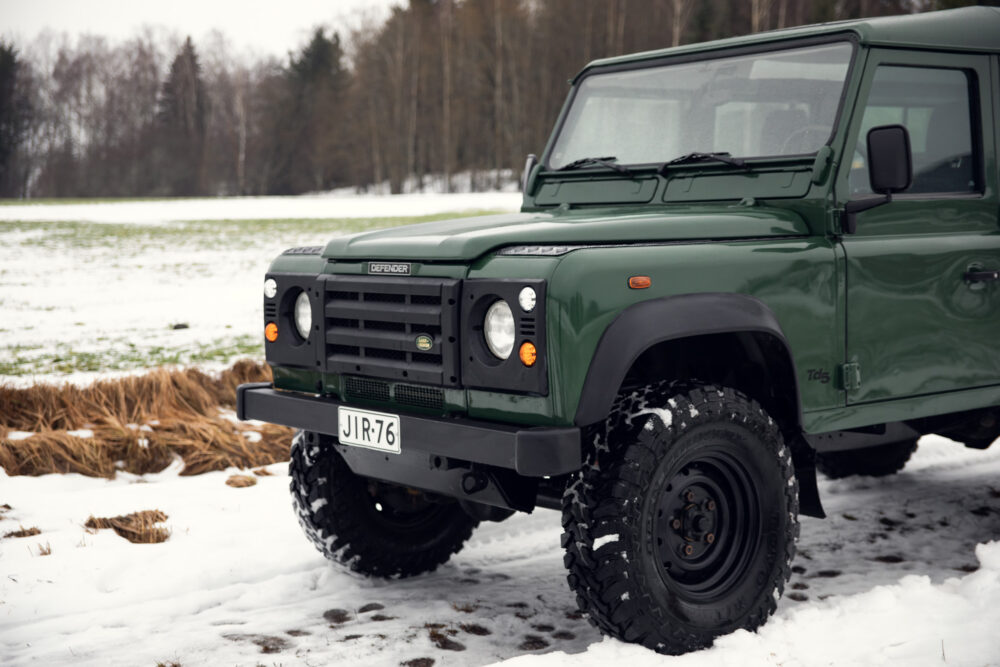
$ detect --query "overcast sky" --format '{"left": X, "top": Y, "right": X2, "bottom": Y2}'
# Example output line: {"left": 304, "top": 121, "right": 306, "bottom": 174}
{"left": 0, "top": 0, "right": 401, "bottom": 58}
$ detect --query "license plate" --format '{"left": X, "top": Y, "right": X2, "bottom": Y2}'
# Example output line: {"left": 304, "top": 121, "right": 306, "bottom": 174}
{"left": 337, "top": 406, "right": 401, "bottom": 454}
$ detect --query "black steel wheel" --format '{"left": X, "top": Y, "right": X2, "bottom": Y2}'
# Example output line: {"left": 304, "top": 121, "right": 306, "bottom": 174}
{"left": 562, "top": 383, "right": 799, "bottom": 654}
{"left": 289, "top": 431, "right": 479, "bottom": 577}
{"left": 816, "top": 438, "right": 918, "bottom": 479}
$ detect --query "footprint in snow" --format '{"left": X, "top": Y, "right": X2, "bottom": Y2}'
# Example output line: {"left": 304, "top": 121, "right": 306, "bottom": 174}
{"left": 427, "top": 626, "right": 465, "bottom": 651}
{"left": 358, "top": 602, "right": 385, "bottom": 613}
{"left": 787, "top": 592, "right": 809, "bottom": 602}
{"left": 518, "top": 634, "right": 550, "bottom": 650}
{"left": 401, "top": 659, "right": 436, "bottom": 667}
{"left": 459, "top": 623, "right": 491, "bottom": 636}
{"left": 814, "top": 569, "right": 842, "bottom": 578}
{"left": 323, "top": 608, "right": 352, "bottom": 624}
{"left": 873, "top": 554, "right": 905, "bottom": 563}
{"left": 222, "top": 633, "right": 289, "bottom": 654}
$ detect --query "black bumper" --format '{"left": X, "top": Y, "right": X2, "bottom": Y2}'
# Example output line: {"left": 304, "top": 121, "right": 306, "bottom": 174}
{"left": 236, "top": 383, "right": 582, "bottom": 477}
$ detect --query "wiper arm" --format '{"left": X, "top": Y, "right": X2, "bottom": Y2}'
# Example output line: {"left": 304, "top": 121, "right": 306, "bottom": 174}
{"left": 658, "top": 152, "right": 747, "bottom": 175}
{"left": 557, "top": 156, "right": 635, "bottom": 177}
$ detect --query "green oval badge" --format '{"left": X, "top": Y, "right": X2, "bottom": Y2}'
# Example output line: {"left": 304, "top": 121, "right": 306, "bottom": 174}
{"left": 415, "top": 334, "right": 433, "bottom": 351}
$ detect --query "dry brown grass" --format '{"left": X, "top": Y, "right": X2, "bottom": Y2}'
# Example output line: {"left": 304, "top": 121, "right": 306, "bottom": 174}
{"left": 3, "top": 525, "right": 41, "bottom": 538}
{"left": 225, "top": 474, "right": 257, "bottom": 488}
{"left": 38, "top": 541, "right": 52, "bottom": 556}
{"left": 85, "top": 509, "right": 170, "bottom": 544}
{"left": 0, "top": 360, "right": 294, "bottom": 478}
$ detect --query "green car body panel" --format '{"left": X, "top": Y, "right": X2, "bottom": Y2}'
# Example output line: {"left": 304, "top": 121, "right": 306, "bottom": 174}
{"left": 254, "top": 6, "right": 1000, "bottom": 461}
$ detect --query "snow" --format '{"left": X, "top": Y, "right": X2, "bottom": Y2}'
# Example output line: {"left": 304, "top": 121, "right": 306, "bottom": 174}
{"left": 0, "top": 193, "right": 521, "bottom": 387}
{"left": 3, "top": 194, "right": 1000, "bottom": 664}
{"left": 2, "top": 435, "right": 999, "bottom": 666}
{"left": 591, "top": 534, "right": 619, "bottom": 551}
{"left": 0, "top": 192, "right": 522, "bottom": 225}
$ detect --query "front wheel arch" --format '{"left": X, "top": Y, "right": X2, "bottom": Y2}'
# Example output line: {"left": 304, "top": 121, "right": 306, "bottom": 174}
{"left": 572, "top": 294, "right": 803, "bottom": 433}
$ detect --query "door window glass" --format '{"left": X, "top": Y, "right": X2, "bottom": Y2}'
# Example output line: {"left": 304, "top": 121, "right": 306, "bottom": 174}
{"left": 850, "top": 66, "right": 978, "bottom": 195}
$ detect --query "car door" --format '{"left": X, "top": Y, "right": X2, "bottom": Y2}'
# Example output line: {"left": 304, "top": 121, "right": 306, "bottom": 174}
{"left": 838, "top": 48, "right": 1000, "bottom": 405}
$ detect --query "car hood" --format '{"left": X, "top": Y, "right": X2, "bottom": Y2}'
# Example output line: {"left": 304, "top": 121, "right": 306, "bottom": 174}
{"left": 322, "top": 204, "right": 811, "bottom": 262}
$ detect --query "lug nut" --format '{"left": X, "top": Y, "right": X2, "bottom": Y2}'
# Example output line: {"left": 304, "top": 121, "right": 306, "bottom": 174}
{"left": 706, "top": 533, "right": 715, "bottom": 544}
{"left": 671, "top": 518, "right": 682, "bottom": 530}
{"left": 685, "top": 490, "right": 696, "bottom": 502}
{"left": 707, "top": 500, "right": 716, "bottom": 511}
{"left": 681, "top": 544, "right": 694, "bottom": 557}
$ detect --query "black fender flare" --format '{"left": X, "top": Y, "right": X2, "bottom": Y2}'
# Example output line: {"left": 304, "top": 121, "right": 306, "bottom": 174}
{"left": 572, "top": 293, "right": 803, "bottom": 428}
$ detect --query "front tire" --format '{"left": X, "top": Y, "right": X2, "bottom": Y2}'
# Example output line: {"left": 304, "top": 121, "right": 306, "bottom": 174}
{"left": 562, "top": 384, "right": 798, "bottom": 654}
{"left": 289, "top": 432, "right": 479, "bottom": 577}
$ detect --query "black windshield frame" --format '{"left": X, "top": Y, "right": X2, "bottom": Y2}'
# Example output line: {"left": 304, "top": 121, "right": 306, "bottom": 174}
{"left": 541, "top": 34, "right": 860, "bottom": 172}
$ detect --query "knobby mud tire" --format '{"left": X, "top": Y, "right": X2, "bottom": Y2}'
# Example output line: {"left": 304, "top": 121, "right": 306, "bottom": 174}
{"left": 289, "top": 432, "right": 479, "bottom": 578}
{"left": 561, "top": 383, "right": 799, "bottom": 654}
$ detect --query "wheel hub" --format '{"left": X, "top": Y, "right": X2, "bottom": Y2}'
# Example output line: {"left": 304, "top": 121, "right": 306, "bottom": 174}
{"left": 652, "top": 453, "right": 760, "bottom": 600}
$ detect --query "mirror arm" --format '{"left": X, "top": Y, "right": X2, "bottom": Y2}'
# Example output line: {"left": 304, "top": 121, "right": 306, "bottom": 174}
{"left": 843, "top": 192, "right": 891, "bottom": 234}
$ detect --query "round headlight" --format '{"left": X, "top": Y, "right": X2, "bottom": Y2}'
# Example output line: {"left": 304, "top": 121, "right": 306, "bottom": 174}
{"left": 264, "top": 278, "right": 277, "bottom": 299}
{"left": 484, "top": 300, "right": 515, "bottom": 360}
{"left": 518, "top": 286, "right": 536, "bottom": 312}
{"left": 293, "top": 291, "right": 312, "bottom": 340}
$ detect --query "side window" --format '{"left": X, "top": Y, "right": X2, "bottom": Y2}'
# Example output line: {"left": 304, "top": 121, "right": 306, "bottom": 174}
{"left": 850, "top": 66, "right": 979, "bottom": 196}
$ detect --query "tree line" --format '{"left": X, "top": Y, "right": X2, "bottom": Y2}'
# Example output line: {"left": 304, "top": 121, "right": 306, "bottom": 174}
{"left": 0, "top": 0, "right": 981, "bottom": 199}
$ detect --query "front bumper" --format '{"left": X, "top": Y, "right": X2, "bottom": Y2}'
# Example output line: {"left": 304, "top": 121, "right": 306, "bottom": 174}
{"left": 236, "top": 383, "right": 582, "bottom": 477}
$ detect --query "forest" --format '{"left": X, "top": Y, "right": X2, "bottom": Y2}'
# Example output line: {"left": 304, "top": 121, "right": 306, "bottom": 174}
{"left": 0, "top": 0, "right": 985, "bottom": 198}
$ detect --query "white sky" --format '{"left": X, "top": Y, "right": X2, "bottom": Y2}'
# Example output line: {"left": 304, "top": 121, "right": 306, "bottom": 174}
{"left": 0, "top": 0, "right": 401, "bottom": 59}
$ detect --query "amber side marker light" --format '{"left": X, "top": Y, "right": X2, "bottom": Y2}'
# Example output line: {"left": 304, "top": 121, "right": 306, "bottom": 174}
{"left": 265, "top": 322, "right": 279, "bottom": 342}
{"left": 628, "top": 275, "right": 652, "bottom": 289}
{"left": 519, "top": 341, "right": 537, "bottom": 367}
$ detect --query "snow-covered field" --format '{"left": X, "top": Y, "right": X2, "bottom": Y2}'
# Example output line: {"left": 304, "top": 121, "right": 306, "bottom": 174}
{"left": 2, "top": 435, "right": 999, "bottom": 666}
{"left": 2, "top": 195, "right": 1000, "bottom": 666}
{"left": 0, "top": 193, "right": 521, "bottom": 385}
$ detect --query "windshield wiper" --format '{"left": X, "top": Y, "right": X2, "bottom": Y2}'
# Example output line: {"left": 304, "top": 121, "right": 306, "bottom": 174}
{"left": 557, "top": 156, "right": 636, "bottom": 177}
{"left": 658, "top": 152, "right": 747, "bottom": 175}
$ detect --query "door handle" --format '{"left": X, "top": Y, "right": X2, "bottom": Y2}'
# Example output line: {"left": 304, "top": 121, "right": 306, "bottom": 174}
{"left": 964, "top": 269, "right": 1000, "bottom": 283}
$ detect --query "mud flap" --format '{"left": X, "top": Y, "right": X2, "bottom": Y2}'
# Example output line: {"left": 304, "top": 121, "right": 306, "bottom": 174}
{"left": 791, "top": 435, "right": 825, "bottom": 519}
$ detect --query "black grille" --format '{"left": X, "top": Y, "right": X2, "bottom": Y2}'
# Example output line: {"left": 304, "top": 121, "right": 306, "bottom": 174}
{"left": 264, "top": 302, "right": 278, "bottom": 318}
{"left": 345, "top": 376, "right": 390, "bottom": 402}
{"left": 323, "top": 275, "right": 461, "bottom": 386}
{"left": 396, "top": 384, "right": 444, "bottom": 410}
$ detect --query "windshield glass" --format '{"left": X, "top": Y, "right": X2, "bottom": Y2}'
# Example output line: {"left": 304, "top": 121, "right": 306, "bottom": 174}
{"left": 547, "top": 42, "right": 854, "bottom": 169}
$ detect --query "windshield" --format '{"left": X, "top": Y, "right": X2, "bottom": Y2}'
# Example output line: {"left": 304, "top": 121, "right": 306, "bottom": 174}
{"left": 547, "top": 41, "right": 854, "bottom": 169}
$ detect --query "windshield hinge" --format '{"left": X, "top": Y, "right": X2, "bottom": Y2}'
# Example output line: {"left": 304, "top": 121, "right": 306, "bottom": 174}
{"left": 840, "top": 362, "right": 862, "bottom": 392}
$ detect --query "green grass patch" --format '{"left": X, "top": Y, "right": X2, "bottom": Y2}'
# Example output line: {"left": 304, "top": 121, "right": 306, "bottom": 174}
{"left": 0, "top": 210, "right": 504, "bottom": 253}
{"left": 0, "top": 197, "right": 178, "bottom": 206}
{"left": 0, "top": 335, "right": 263, "bottom": 377}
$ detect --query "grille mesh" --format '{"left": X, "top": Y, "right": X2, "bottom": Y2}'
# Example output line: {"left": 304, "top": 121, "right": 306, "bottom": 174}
{"left": 395, "top": 384, "right": 444, "bottom": 410}
{"left": 344, "top": 376, "right": 390, "bottom": 402}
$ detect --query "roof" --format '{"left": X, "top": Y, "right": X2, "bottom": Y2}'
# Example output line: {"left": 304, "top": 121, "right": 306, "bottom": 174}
{"left": 583, "top": 6, "right": 1000, "bottom": 75}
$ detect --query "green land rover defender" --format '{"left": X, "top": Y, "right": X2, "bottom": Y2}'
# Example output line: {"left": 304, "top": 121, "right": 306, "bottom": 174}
{"left": 238, "top": 7, "right": 1000, "bottom": 654}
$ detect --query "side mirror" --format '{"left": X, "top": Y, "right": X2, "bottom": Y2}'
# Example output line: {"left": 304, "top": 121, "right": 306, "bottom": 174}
{"left": 844, "top": 125, "right": 913, "bottom": 234}
{"left": 867, "top": 124, "right": 912, "bottom": 194}
{"left": 522, "top": 153, "right": 538, "bottom": 193}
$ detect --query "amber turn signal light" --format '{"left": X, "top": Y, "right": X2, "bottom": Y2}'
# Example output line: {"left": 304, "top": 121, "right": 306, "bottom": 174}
{"left": 519, "top": 341, "right": 537, "bottom": 367}
{"left": 265, "top": 322, "right": 278, "bottom": 342}
{"left": 628, "top": 275, "right": 652, "bottom": 289}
